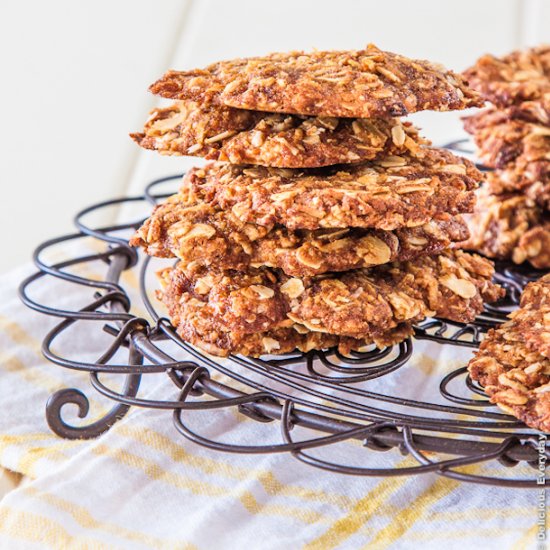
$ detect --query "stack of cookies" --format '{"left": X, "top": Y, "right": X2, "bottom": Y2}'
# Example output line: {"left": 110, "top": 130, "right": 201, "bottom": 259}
{"left": 461, "top": 45, "right": 550, "bottom": 269}
{"left": 131, "top": 45, "right": 504, "bottom": 357}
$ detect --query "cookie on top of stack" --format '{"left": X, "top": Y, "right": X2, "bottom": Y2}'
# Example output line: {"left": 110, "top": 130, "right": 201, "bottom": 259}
{"left": 131, "top": 44, "right": 504, "bottom": 357}
{"left": 461, "top": 45, "right": 550, "bottom": 269}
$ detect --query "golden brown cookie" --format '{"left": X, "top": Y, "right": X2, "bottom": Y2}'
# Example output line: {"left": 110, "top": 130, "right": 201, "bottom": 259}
{"left": 460, "top": 185, "right": 550, "bottom": 269}
{"left": 485, "top": 165, "right": 550, "bottom": 210}
{"left": 468, "top": 274, "right": 550, "bottom": 432}
{"left": 516, "top": 275, "right": 550, "bottom": 358}
{"left": 464, "top": 96, "right": 550, "bottom": 127}
{"left": 130, "top": 190, "right": 470, "bottom": 277}
{"left": 513, "top": 224, "right": 550, "bottom": 268}
{"left": 157, "top": 268, "right": 413, "bottom": 357}
{"left": 131, "top": 100, "right": 427, "bottom": 168}
{"left": 150, "top": 44, "right": 481, "bottom": 118}
{"left": 463, "top": 105, "right": 550, "bottom": 209}
{"left": 182, "top": 149, "right": 481, "bottom": 231}
{"left": 158, "top": 250, "right": 502, "bottom": 344}
{"left": 463, "top": 108, "right": 550, "bottom": 169}
{"left": 463, "top": 45, "right": 550, "bottom": 106}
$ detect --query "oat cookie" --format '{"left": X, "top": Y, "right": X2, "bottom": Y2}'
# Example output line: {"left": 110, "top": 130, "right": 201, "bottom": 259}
{"left": 150, "top": 44, "right": 481, "bottom": 118}
{"left": 460, "top": 186, "right": 550, "bottom": 269}
{"left": 464, "top": 96, "right": 550, "bottom": 127}
{"left": 182, "top": 149, "right": 481, "bottom": 231}
{"left": 468, "top": 274, "right": 550, "bottom": 431}
{"left": 158, "top": 268, "right": 413, "bottom": 357}
{"left": 463, "top": 106, "right": 550, "bottom": 207}
{"left": 131, "top": 100, "right": 427, "bottom": 168}
{"left": 158, "top": 250, "right": 502, "bottom": 343}
{"left": 463, "top": 108, "right": 550, "bottom": 169}
{"left": 130, "top": 191, "right": 470, "bottom": 277}
{"left": 513, "top": 224, "right": 550, "bottom": 269}
{"left": 463, "top": 45, "right": 550, "bottom": 106}
{"left": 516, "top": 275, "right": 550, "bottom": 358}
{"left": 486, "top": 165, "right": 550, "bottom": 210}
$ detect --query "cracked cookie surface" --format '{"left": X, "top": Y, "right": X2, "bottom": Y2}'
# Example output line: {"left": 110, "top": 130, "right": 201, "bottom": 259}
{"left": 150, "top": 44, "right": 481, "bottom": 118}
{"left": 181, "top": 149, "right": 481, "bottom": 231}
{"left": 463, "top": 107, "right": 550, "bottom": 170}
{"left": 158, "top": 250, "right": 502, "bottom": 345}
{"left": 131, "top": 100, "right": 427, "bottom": 168}
{"left": 463, "top": 45, "right": 550, "bottom": 106}
{"left": 158, "top": 269, "right": 413, "bottom": 357}
{"left": 485, "top": 165, "right": 550, "bottom": 210}
{"left": 460, "top": 185, "right": 550, "bottom": 269}
{"left": 131, "top": 190, "right": 470, "bottom": 277}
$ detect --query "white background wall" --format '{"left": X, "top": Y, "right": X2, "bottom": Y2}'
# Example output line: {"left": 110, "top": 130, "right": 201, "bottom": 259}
{"left": 1, "top": 0, "right": 549, "bottom": 273}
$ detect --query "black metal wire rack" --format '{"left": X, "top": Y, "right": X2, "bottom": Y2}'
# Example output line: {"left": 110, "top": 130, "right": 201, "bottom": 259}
{"left": 18, "top": 155, "right": 550, "bottom": 488}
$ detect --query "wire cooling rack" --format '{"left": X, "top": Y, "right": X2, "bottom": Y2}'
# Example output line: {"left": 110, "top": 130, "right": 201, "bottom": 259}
{"left": 19, "top": 163, "right": 550, "bottom": 488}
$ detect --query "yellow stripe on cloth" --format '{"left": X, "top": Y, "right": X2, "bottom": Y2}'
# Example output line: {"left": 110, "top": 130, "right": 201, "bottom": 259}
{"left": 0, "top": 314, "right": 111, "bottom": 417}
{"left": 0, "top": 315, "right": 68, "bottom": 393}
{"left": 304, "top": 460, "right": 411, "bottom": 550}
{"left": 0, "top": 433, "right": 81, "bottom": 479}
{"left": 0, "top": 316, "right": 44, "bottom": 351}
{"left": 512, "top": 523, "right": 539, "bottom": 550}
{"left": 365, "top": 473, "right": 473, "bottom": 549}
{"left": 1, "top": 353, "right": 69, "bottom": 394}
{"left": 117, "top": 424, "right": 355, "bottom": 512}
{"left": 23, "top": 486, "right": 196, "bottom": 550}
{"left": 15, "top": 446, "right": 72, "bottom": 479}
{"left": 0, "top": 507, "right": 109, "bottom": 549}
{"left": 92, "top": 443, "right": 328, "bottom": 525}
{"left": 424, "top": 505, "right": 533, "bottom": 522}
{"left": 0, "top": 433, "right": 80, "bottom": 455}
{"left": 0, "top": 324, "right": 111, "bottom": 480}
{"left": 238, "top": 491, "right": 325, "bottom": 524}
{"left": 0, "top": 433, "right": 62, "bottom": 444}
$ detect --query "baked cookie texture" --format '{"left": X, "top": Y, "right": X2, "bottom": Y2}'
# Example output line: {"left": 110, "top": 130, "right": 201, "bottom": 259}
{"left": 463, "top": 45, "right": 550, "bottom": 106}
{"left": 463, "top": 108, "right": 550, "bottom": 169}
{"left": 131, "top": 45, "right": 500, "bottom": 357}
{"left": 463, "top": 45, "right": 550, "bottom": 267}
{"left": 130, "top": 189, "right": 469, "bottom": 277}
{"left": 150, "top": 44, "right": 481, "bottom": 118}
{"left": 463, "top": 99, "right": 550, "bottom": 132}
{"left": 156, "top": 269, "right": 413, "bottom": 357}
{"left": 131, "top": 100, "right": 428, "bottom": 168}
{"left": 463, "top": 106, "right": 550, "bottom": 205}
{"left": 486, "top": 167, "right": 550, "bottom": 210}
{"left": 460, "top": 186, "right": 550, "bottom": 269}
{"left": 468, "top": 274, "right": 550, "bottom": 432}
{"left": 157, "top": 250, "right": 502, "bottom": 350}
{"left": 181, "top": 149, "right": 481, "bottom": 231}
